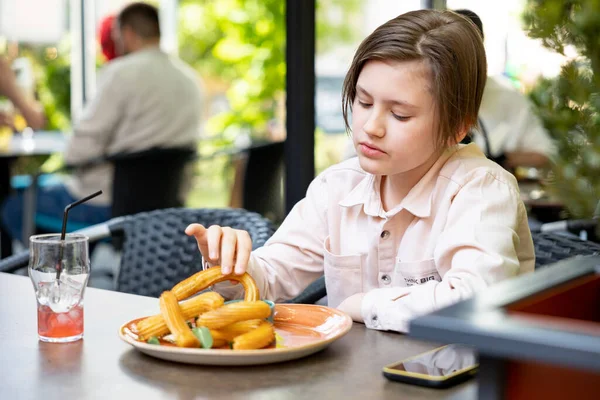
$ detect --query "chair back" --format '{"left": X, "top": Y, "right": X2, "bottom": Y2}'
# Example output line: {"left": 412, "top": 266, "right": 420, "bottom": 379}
{"left": 242, "top": 141, "right": 285, "bottom": 223}
{"left": 532, "top": 232, "right": 600, "bottom": 268}
{"left": 112, "top": 208, "right": 275, "bottom": 297}
{"left": 110, "top": 147, "right": 196, "bottom": 218}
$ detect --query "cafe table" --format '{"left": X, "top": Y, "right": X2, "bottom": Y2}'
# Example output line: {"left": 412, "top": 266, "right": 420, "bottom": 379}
{"left": 0, "top": 273, "right": 476, "bottom": 400}
{"left": 0, "top": 131, "right": 67, "bottom": 258}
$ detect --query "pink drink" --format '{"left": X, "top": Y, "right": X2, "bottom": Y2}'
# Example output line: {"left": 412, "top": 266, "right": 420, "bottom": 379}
{"left": 29, "top": 233, "right": 90, "bottom": 343}
{"left": 37, "top": 303, "right": 84, "bottom": 342}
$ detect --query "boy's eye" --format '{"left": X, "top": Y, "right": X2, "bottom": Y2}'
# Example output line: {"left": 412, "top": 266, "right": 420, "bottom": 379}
{"left": 358, "top": 101, "right": 372, "bottom": 108}
{"left": 392, "top": 113, "right": 410, "bottom": 121}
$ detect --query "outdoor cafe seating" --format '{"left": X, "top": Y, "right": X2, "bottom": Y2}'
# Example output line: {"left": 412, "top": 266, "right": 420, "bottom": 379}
{"left": 2, "top": 1, "right": 600, "bottom": 399}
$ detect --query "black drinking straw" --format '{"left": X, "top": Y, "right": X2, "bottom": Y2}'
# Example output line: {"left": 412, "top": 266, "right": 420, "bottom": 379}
{"left": 55, "top": 190, "right": 103, "bottom": 281}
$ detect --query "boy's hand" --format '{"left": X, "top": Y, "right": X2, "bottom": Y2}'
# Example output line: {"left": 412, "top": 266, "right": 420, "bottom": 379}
{"left": 337, "top": 293, "right": 366, "bottom": 323}
{"left": 185, "top": 223, "right": 252, "bottom": 275}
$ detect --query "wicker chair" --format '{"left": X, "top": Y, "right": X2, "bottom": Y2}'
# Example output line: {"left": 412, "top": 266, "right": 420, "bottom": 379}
{"left": 0, "top": 208, "right": 275, "bottom": 298}
{"left": 5, "top": 214, "right": 593, "bottom": 302}
{"left": 531, "top": 231, "right": 600, "bottom": 268}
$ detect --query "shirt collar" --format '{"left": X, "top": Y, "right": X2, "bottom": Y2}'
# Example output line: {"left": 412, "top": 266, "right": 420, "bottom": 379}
{"left": 339, "top": 146, "right": 461, "bottom": 219}
{"left": 339, "top": 174, "right": 384, "bottom": 217}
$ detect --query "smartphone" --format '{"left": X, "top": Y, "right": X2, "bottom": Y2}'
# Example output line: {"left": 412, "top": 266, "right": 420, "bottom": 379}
{"left": 382, "top": 344, "right": 478, "bottom": 389}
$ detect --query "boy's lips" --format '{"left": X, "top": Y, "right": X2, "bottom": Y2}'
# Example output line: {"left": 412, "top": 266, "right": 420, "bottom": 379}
{"left": 359, "top": 142, "right": 386, "bottom": 156}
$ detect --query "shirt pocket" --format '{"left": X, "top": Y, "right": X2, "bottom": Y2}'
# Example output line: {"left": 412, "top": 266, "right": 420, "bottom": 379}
{"left": 394, "top": 258, "right": 441, "bottom": 287}
{"left": 323, "top": 236, "right": 364, "bottom": 308}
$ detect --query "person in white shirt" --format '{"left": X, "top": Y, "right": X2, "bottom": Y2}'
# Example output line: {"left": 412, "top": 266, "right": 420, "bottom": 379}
{"left": 454, "top": 9, "right": 554, "bottom": 169}
{"left": 1, "top": 2, "right": 203, "bottom": 242}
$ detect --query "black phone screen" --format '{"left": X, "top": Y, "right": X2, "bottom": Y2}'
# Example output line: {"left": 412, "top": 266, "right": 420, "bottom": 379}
{"left": 386, "top": 344, "right": 477, "bottom": 377}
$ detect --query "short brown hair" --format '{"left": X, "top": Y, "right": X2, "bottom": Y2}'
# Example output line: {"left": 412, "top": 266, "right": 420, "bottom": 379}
{"left": 117, "top": 2, "right": 160, "bottom": 38}
{"left": 342, "top": 10, "right": 487, "bottom": 148}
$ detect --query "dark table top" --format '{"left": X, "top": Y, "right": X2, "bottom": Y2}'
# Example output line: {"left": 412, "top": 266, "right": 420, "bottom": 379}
{"left": 0, "top": 131, "right": 66, "bottom": 157}
{"left": 0, "top": 273, "right": 475, "bottom": 399}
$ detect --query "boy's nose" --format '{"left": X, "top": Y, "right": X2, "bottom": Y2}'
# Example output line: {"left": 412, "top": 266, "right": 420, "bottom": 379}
{"left": 363, "top": 111, "right": 385, "bottom": 138}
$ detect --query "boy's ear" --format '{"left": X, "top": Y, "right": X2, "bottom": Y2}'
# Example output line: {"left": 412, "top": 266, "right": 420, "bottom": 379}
{"left": 448, "top": 127, "right": 469, "bottom": 146}
{"left": 456, "top": 128, "right": 469, "bottom": 143}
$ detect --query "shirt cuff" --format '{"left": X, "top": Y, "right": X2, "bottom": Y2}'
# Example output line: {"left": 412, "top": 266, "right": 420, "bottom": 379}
{"left": 200, "top": 256, "right": 212, "bottom": 271}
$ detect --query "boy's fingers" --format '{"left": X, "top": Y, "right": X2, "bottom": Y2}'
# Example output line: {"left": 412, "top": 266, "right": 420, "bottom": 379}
{"left": 234, "top": 230, "right": 252, "bottom": 275}
{"left": 185, "top": 225, "right": 251, "bottom": 283}
{"left": 206, "top": 225, "right": 223, "bottom": 262}
{"left": 185, "top": 224, "right": 210, "bottom": 257}
{"left": 220, "top": 227, "right": 237, "bottom": 275}
{"left": 185, "top": 223, "right": 206, "bottom": 238}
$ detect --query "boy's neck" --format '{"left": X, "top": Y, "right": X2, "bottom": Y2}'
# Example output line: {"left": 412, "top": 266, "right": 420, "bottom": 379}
{"left": 379, "top": 149, "right": 441, "bottom": 212}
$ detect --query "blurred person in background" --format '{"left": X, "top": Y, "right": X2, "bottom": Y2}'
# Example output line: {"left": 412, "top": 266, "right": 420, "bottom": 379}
{"left": 1, "top": 1, "right": 203, "bottom": 243}
{"left": 454, "top": 8, "right": 553, "bottom": 170}
{"left": 98, "top": 13, "right": 118, "bottom": 62}
{"left": 0, "top": 56, "right": 46, "bottom": 131}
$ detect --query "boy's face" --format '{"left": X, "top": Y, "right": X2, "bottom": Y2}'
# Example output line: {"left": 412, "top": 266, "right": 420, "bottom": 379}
{"left": 351, "top": 60, "right": 439, "bottom": 177}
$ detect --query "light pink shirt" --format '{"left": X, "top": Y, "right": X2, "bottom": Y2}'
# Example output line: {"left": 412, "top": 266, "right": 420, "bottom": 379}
{"left": 218, "top": 143, "right": 535, "bottom": 332}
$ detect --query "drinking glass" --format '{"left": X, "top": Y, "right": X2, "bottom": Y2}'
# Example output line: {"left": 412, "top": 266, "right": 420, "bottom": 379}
{"left": 28, "top": 234, "right": 90, "bottom": 343}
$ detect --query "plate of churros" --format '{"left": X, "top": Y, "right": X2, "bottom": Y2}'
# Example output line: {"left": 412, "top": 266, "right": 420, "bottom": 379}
{"left": 119, "top": 266, "right": 353, "bottom": 366}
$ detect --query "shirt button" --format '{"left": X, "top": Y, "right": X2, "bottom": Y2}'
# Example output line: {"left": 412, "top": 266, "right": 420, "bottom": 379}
{"left": 381, "top": 274, "right": 391, "bottom": 285}
{"left": 380, "top": 230, "right": 390, "bottom": 239}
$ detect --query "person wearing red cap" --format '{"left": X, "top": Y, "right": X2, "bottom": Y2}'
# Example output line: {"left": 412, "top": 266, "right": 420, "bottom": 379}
{"left": 98, "top": 14, "right": 118, "bottom": 62}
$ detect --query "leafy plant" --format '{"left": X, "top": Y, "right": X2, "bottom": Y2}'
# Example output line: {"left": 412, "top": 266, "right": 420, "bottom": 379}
{"left": 524, "top": 0, "right": 600, "bottom": 218}
{"left": 178, "top": 0, "right": 360, "bottom": 141}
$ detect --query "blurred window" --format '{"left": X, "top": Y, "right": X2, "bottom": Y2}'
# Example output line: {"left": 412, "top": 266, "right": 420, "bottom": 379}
{"left": 315, "top": 0, "right": 423, "bottom": 171}
{"left": 447, "top": 0, "right": 571, "bottom": 87}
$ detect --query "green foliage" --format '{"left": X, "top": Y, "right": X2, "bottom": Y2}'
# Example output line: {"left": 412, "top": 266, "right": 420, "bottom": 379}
{"left": 524, "top": 0, "right": 600, "bottom": 218}
{"left": 178, "top": 0, "right": 360, "bottom": 142}
{"left": 178, "top": 0, "right": 284, "bottom": 141}
{"left": 21, "top": 40, "right": 72, "bottom": 132}
{"left": 316, "top": 0, "right": 363, "bottom": 53}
